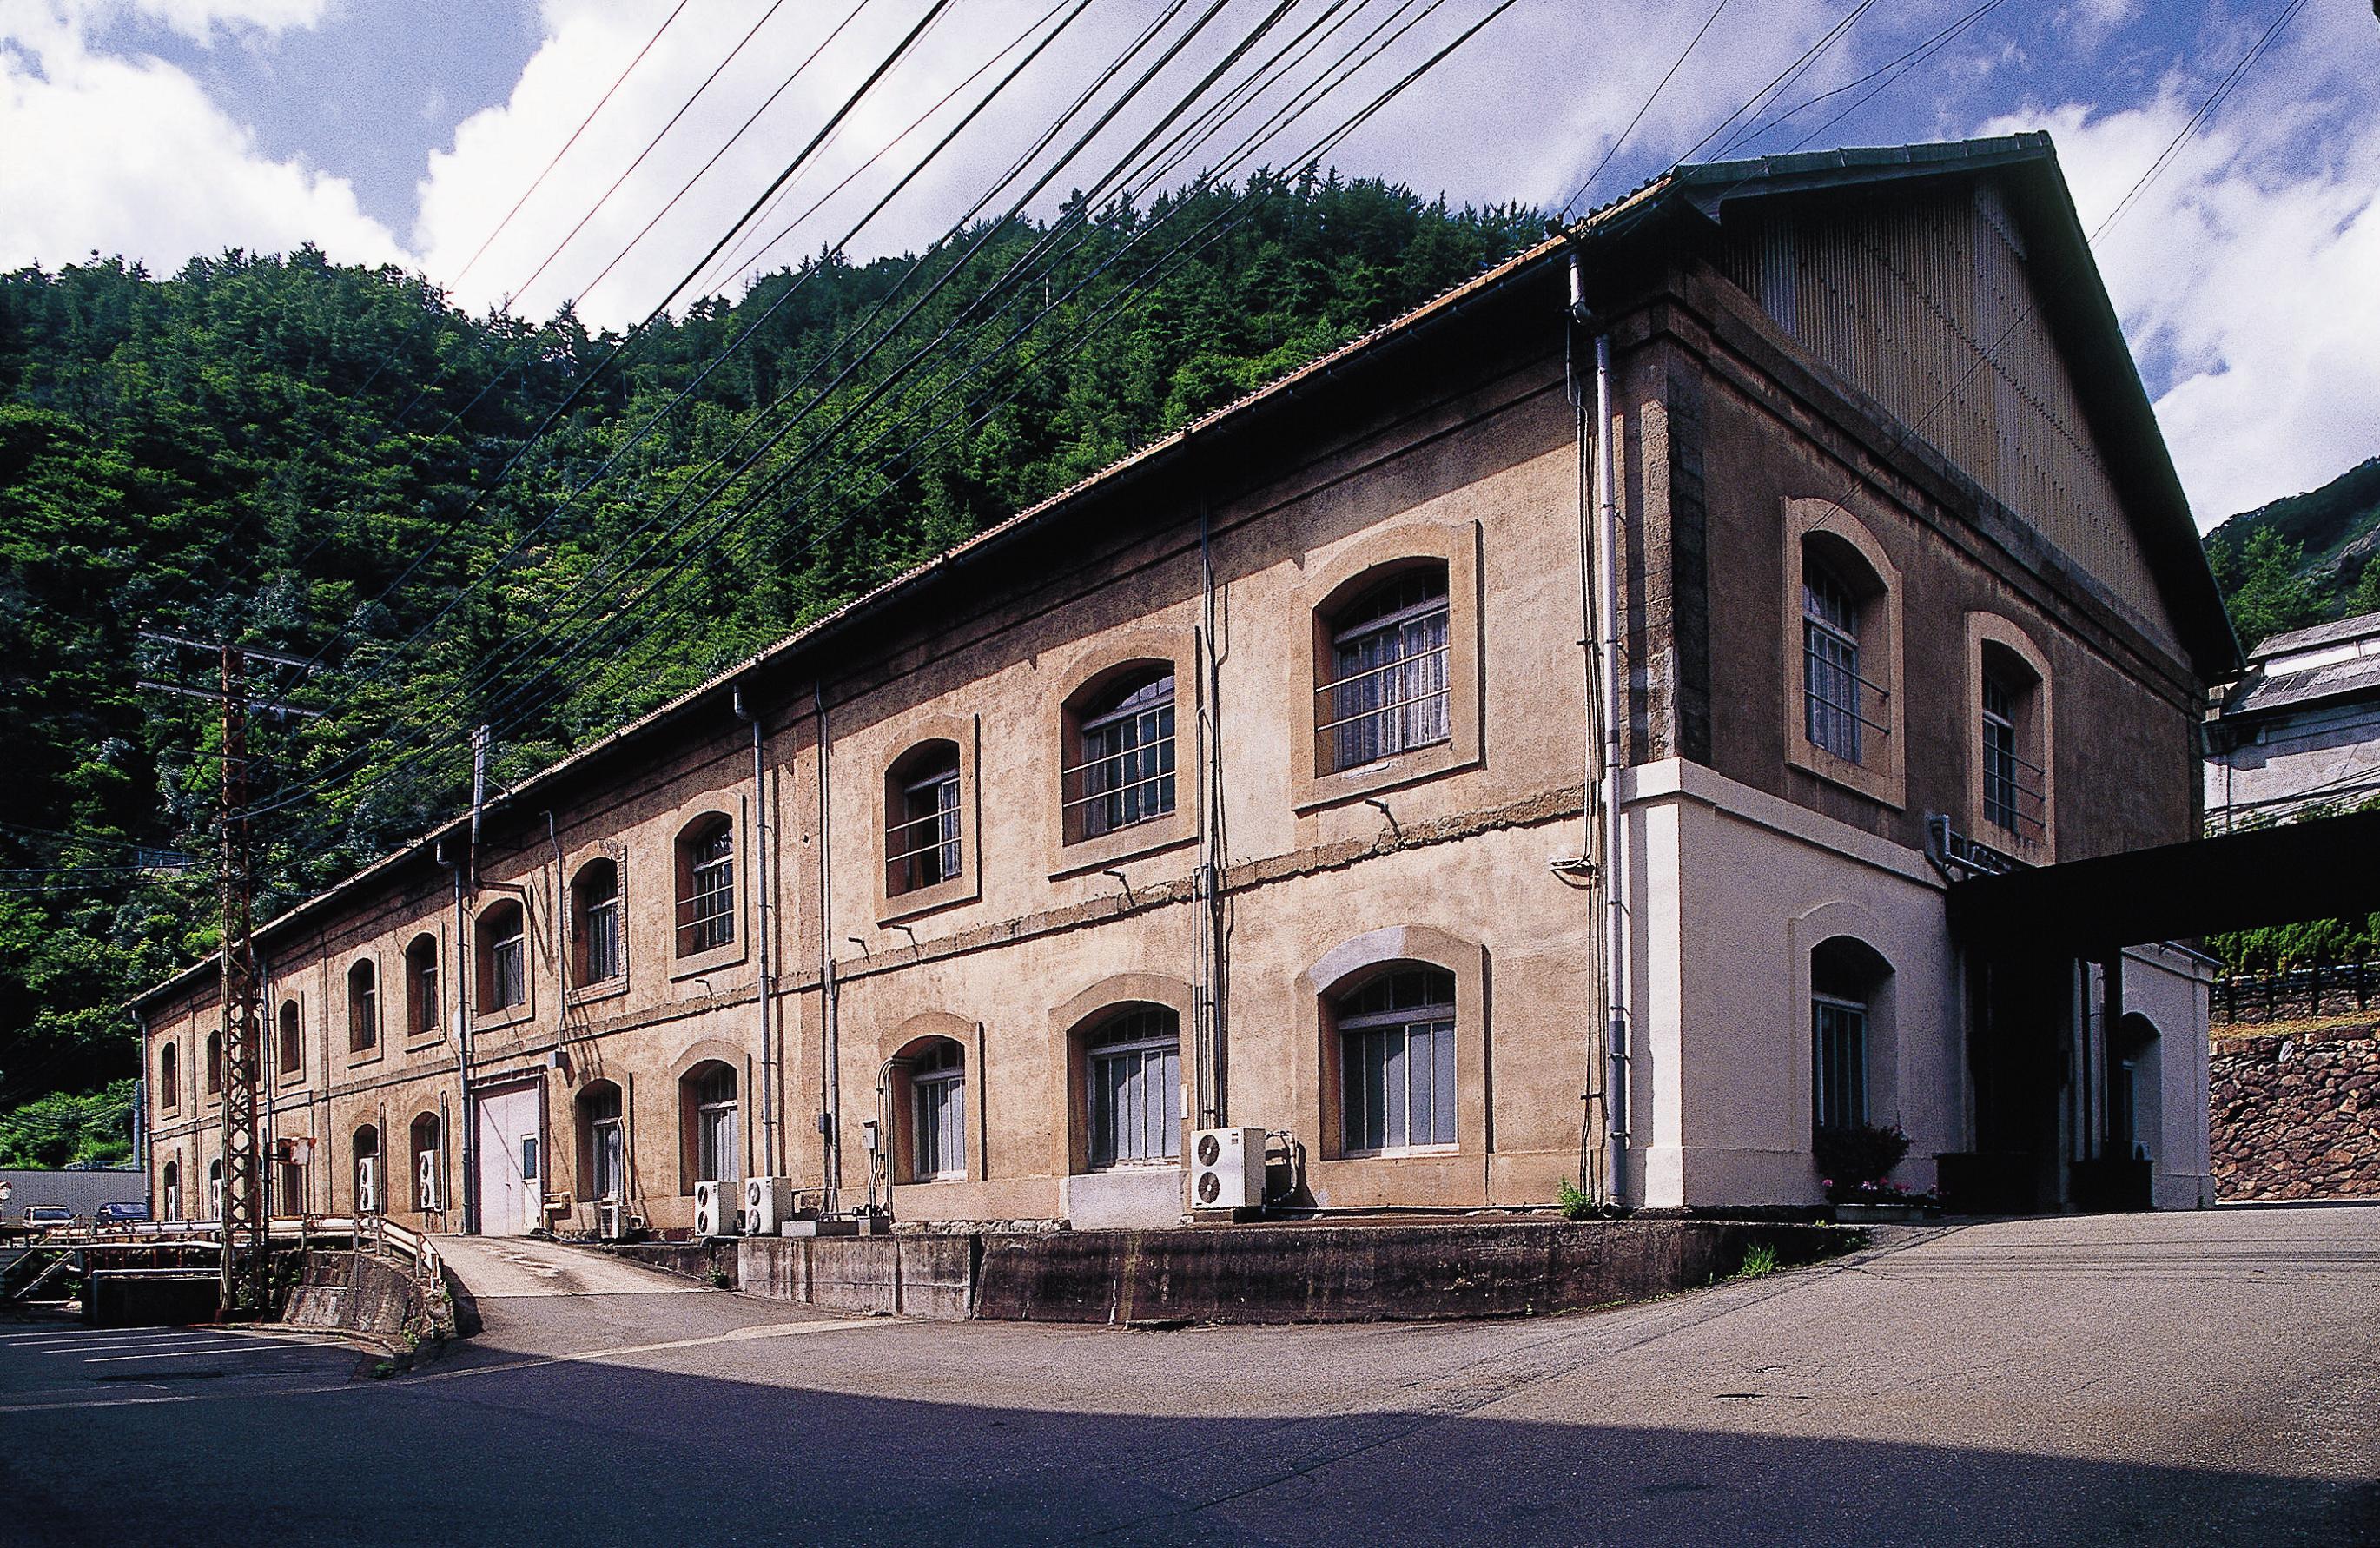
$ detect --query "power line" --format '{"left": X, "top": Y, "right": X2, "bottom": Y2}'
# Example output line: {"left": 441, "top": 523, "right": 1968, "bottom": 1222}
{"left": 1557, "top": 0, "right": 1733, "bottom": 221}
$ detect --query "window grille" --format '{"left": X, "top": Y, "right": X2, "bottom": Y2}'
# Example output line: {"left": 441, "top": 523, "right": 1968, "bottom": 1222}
{"left": 1803, "top": 568, "right": 1884, "bottom": 763}
{"left": 489, "top": 914, "right": 526, "bottom": 1010}
{"left": 680, "top": 826, "right": 735, "bottom": 955}
{"left": 159, "top": 1045, "right": 178, "bottom": 1109}
{"left": 279, "top": 1001, "right": 301, "bottom": 1074}
{"left": 1812, "top": 996, "right": 1868, "bottom": 1134}
{"left": 909, "top": 1042, "right": 967, "bottom": 1181}
{"left": 407, "top": 936, "right": 440, "bottom": 1035}
{"left": 207, "top": 1031, "right": 221, "bottom": 1095}
{"left": 888, "top": 751, "right": 962, "bottom": 895}
{"left": 587, "top": 1085, "right": 624, "bottom": 1201}
{"left": 1065, "top": 673, "right": 1176, "bottom": 840}
{"left": 1980, "top": 673, "right": 2046, "bottom": 835}
{"left": 348, "top": 963, "right": 378, "bottom": 1052}
{"left": 1318, "top": 572, "right": 1451, "bottom": 773}
{"left": 1338, "top": 969, "right": 1457, "bottom": 1153}
{"left": 693, "top": 1065, "right": 738, "bottom": 1183}
{"left": 1087, "top": 1009, "right": 1180, "bottom": 1168}
{"left": 579, "top": 863, "right": 624, "bottom": 982}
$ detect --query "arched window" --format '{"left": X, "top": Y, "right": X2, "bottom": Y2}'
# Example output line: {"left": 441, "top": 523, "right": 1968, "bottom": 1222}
{"left": 1980, "top": 642, "right": 2046, "bottom": 839}
{"left": 1063, "top": 668, "right": 1176, "bottom": 843}
{"left": 886, "top": 743, "right": 962, "bottom": 896}
{"left": 1084, "top": 1008, "right": 1180, "bottom": 1169}
{"left": 406, "top": 933, "right": 440, "bottom": 1036}
{"left": 681, "top": 1062, "right": 739, "bottom": 1187}
{"left": 353, "top": 1126, "right": 381, "bottom": 1214}
{"left": 478, "top": 900, "right": 526, "bottom": 1012}
{"left": 1318, "top": 564, "right": 1451, "bottom": 774}
{"left": 158, "top": 1043, "right": 178, "bottom": 1111}
{"left": 205, "top": 1029, "right": 222, "bottom": 1095}
{"left": 278, "top": 1000, "right": 302, "bottom": 1075}
{"left": 162, "top": 1159, "right": 182, "bottom": 1222}
{"left": 347, "top": 958, "right": 378, "bottom": 1053}
{"left": 579, "top": 1082, "right": 625, "bottom": 1202}
{"left": 1335, "top": 968, "right": 1457, "bottom": 1154}
{"left": 411, "top": 1114, "right": 441, "bottom": 1212}
{"left": 676, "top": 817, "right": 735, "bottom": 956}
{"left": 572, "top": 858, "right": 624, "bottom": 983}
{"left": 206, "top": 1159, "right": 224, "bottom": 1221}
{"left": 1811, "top": 936, "right": 1892, "bottom": 1135}
{"left": 276, "top": 1138, "right": 307, "bottom": 1218}
{"left": 896, "top": 1039, "right": 967, "bottom": 1183}
{"left": 1801, "top": 539, "right": 1885, "bottom": 764}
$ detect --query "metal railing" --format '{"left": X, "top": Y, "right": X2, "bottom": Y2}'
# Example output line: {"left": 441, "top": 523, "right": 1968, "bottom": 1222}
{"left": 2213, "top": 961, "right": 2380, "bottom": 1025}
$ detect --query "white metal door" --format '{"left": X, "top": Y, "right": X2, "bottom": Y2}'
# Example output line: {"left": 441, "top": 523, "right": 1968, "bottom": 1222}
{"left": 473, "top": 1084, "right": 542, "bottom": 1235}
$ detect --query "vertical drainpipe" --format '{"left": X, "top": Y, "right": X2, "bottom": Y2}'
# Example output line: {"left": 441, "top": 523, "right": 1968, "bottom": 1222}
{"left": 814, "top": 681, "right": 843, "bottom": 1213}
{"left": 736, "top": 685, "right": 778, "bottom": 1181}
{"left": 1594, "top": 323, "right": 1631, "bottom": 1207}
{"left": 131, "top": 1011, "right": 149, "bottom": 1206}
{"left": 440, "top": 837, "right": 476, "bottom": 1234}
{"left": 1193, "top": 495, "right": 1226, "bottom": 1132}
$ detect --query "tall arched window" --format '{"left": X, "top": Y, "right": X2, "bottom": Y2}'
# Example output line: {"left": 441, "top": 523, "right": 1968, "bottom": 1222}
{"left": 1318, "top": 565, "right": 1451, "bottom": 774}
{"left": 161, "top": 1159, "right": 181, "bottom": 1222}
{"left": 681, "top": 1062, "right": 739, "bottom": 1187}
{"left": 1811, "top": 936, "right": 1891, "bottom": 1135}
{"left": 1064, "top": 668, "right": 1176, "bottom": 843}
{"left": 573, "top": 858, "right": 625, "bottom": 983}
{"left": 206, "top": 1158, "right": 223, "bottom": 1221}
{"left": 411, "top": 1114, "right": 441, "bottom": 1212}
{"left": 1802, "top": 545, "right": 1881, "bottom": 764}
{"left": 158, "top": 1043, "right": 178, "bottom": 1111}
{"left": 347, "top": 959, "right": 378, "bottom": 1053}
{"left": 886, "top": 743, "right": 962, "bottom": 896}
{"left": 579, "top": 1082, "right": 625, "bottom": 1202}
{"left": 278, "top": 1000, "right": 302, "bottom": 1075}
{"left": 353, "top": 1126, "right": 381, "bottom": 1214}
{"left": 1335, "top": 968, "right": 1457, "bottom": 1154}
{"left": 206, "top": 1029, "right": 222, "bottom": 1095}
{"left": 1083, "top": 1008, "right": 1181, "bottom": 1169}
{"left": 405, "top": 933, "right": 440, "bottom": 1036}
{"left": 676, "top": 818, "right": 735, "bottom": 956}
{"left": 1980, "top": 644, "right": 2046, "bottom": 839}
{"left": 897, "top": 1039, "right": 967, "bottom": 1183}
{"left": 478, "top": 900, "right": 526, "bottom": 1011}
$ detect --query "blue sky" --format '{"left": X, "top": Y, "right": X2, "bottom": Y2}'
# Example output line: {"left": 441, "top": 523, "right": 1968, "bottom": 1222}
{"left": 4, "top": 0, "right": 2377, "bottom": 523}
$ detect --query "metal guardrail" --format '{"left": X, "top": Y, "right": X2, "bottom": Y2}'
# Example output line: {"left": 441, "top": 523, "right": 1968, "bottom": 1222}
{"left": 10, "top": 1214, "right": 443, "bottom": 1288}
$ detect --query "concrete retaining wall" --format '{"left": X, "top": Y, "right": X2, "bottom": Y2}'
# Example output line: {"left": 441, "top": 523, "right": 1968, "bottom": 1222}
{"left": 731, "top": 1220, "right": 1856, "bottom": 1324}
{"left": 578, "top": 1240, "right": 740, "bottom": 1288}
{"left": 2211, "top": 1034, "right": 2380, "bottom": 1200}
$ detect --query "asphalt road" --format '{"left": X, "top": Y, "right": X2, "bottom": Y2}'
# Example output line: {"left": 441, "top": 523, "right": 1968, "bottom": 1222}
{"left": 2, "top": 1206, "right": 2376, "bottom": 1545}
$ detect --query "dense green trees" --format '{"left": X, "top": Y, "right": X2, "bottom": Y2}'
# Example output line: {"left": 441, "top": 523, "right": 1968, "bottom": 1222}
{"left": 0, "top": 175, "right": 1538, "bottom": 1133}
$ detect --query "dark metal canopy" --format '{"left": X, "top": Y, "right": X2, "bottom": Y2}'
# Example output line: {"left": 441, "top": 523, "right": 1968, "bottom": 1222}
{"left": 1947, "top": 809, "right": 2380, "bottom": 951}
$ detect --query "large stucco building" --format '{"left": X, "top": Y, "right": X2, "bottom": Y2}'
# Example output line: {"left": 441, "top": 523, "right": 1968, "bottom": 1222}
{"left": 134, "top": 136, "right": 2235, "bottom": 1237}
{"left": 2205, "top": 610, "right": 2380, "bottom": 832}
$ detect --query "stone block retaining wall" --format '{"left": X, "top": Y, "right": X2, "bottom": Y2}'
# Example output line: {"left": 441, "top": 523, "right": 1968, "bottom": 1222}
{"left": 2211, "top": 1034, "right": 2380, "bottom": 1201}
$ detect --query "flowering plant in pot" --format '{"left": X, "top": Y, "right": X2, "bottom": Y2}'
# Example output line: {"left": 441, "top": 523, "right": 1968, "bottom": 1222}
{"left": 1813, "top": 1122, "right": 1913, "bottom": 1206}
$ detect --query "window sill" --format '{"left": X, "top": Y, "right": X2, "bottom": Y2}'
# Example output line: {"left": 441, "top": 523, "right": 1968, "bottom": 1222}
{"left": 1082, "top": 1159, "right": 1181, "bottom": 1174}
{"left": 1292, "top": 738, "right": 1476, "bottom": 814}
{"left": 275, "top": 1067, "right": 307, "bottom": 1088}
{"left": 569, "top": 977, "right": 631, "bottom": 1009}
{"left": 1336, "top": 1143, "right": 1460, "bottom": 1161}
{"left": 668, "top": 939, "right": 747, "bottom": 984}
{"left": 1786, "top": 738, "right": 1903, "bottom": 810}
{"left": 405, "top": 1027, "right": 447, "bottom": 1052}
{"left": 473, "top": 1004, "right": 537, "bottom": 1035}
{"left": 346, "top": 1045, "right": 386, "bottom": 1069}
{"left": 876, "top": 873, "right": 979, "bottom": 928}
{"left": 1048, "top": 814, "right": 1195, "bottom": 879}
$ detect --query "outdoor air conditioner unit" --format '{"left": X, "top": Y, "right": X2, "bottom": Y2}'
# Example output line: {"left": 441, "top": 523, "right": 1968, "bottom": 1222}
{"left": 417, "top": 1150, "right": 440, "bottom": 1213}
{"left": 743, "top": 1177, "right": 796, "bottom": 1236}
{"left": 596, "top": 1201, "right": 626, "bottom": 1240}
{"left": 1187, "top": 1127, "right": 1266, "bottom": 1211}
{"left": 355, "top": 1155, "right": 379, "bottom": 1215}
{"left": 694, "top": 1178, "right": 738, "bottom": 1238}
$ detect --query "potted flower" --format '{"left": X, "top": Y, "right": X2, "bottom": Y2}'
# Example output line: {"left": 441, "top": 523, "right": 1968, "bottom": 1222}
{"left": 1814, "top": 1123, "right": 1940, "bottom": 1223}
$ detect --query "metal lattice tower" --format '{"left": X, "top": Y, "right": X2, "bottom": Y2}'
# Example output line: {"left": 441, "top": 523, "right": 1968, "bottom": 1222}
{"left": 215, "top": 644, "right": 268, "bottom": 1316}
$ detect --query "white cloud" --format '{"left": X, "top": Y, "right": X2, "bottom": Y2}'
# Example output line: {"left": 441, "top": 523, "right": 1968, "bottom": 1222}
{"left": 0, "top": 2, "right": 400, "bottom": 275}
{"left": 1982, "top": 5, "right": 2380, "bottom": 523}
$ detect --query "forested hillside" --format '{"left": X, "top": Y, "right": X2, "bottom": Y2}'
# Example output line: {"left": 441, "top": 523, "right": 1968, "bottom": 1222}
{"left": 2205, "top": 456, "right": 2380, "bottom": 650}
{"left": 0, "top": 173, "right": 1537, "bottom": 1153}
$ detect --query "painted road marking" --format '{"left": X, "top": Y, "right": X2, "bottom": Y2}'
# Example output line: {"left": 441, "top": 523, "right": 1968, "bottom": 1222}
{"left": 83, "top": 1341, "right": 325, "bottom": 1364}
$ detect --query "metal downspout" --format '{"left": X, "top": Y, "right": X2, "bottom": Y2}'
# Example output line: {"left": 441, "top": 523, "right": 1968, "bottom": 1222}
{"left": 737, "top": 687, "right": 778, "bottom": 1180}
{"left": 815, "top": 682, "right": 842, "bottom": 1214}
{"left": 1595, "top": 328, "right": 1631, "bottom": 1207}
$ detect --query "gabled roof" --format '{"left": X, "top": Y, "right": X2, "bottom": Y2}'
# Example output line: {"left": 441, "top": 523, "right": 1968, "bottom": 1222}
{"left": 131, "top": 134, "right": 2234, "bottom": 1011}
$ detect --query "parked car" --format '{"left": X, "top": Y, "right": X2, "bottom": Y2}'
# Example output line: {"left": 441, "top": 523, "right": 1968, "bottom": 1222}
{"left": 23, "top": 1206, "right": 75, "bottom": 1234}
{"left": 96, "top": 1201, "right": 149, "bottom": 1225}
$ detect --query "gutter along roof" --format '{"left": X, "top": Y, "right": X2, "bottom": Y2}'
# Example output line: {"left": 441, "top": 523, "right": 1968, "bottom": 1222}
{"left": 130, "top": 135, "right": 2232, "bottom": 1012}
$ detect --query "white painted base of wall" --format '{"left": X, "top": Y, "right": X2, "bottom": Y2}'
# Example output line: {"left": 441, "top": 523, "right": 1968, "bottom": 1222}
{"left": 1062, "top": 1168, "right": 1184, "bottom": 1229}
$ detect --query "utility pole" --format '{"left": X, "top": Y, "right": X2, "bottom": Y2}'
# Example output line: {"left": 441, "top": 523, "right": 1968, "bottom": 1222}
{"left": 139, "top": 629, "right": 322, "bottom": 1318}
